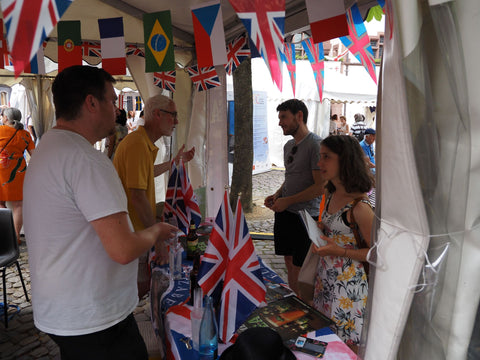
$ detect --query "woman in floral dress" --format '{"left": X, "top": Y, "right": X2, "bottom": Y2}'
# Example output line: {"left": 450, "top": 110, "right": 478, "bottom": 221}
{"left": 312, "top": 135, "right": 374, "bottom": 348}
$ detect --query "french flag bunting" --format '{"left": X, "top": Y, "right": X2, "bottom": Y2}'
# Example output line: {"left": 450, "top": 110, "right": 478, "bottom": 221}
{"left": 306, "top": 0, "right": 349, "bottom": 44}
{"left": 82, "top": 41, "right": 101, "bottom": 57}
{"left": 228, "top": 0, "right": 285, "bottom": 91}
{"left": 23, "top": 46, "right": 45, "bottom": 74}
{"left": 340, "top": 4, "right": 377, "bottom": 84}
{"left": 218, "top": 197, "right": 266, "bottom": 342}
{"left": 186, "top": 65, "right": 221, "bottom": 92}
{"left": 0, "top": 0, "right": 73, "bottom": 76}
{"left": 98, "top": 17, "right": 126, "bottom": 75}
{"left": 191, "top": 0, "right": 228, "bottom": 68}
{"left": 164, "top": 160, "right": 202, "bottom": 235}
{"left": 301, "top": 38, "right": 325, "bottom": 102}
{"left": 281, "top": 43, "right": 296, "bottom": 97}
{"left": 198, "top": 190, "right": 233, "bottom": 298}
{"left": 225, "top": 34, "right": 250, "bottom": 76}
{"left": 153, "top": 70, "right": 176, "bottom": 92}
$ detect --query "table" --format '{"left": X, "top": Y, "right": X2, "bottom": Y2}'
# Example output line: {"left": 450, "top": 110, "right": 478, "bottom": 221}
{"left": 150, "top": 236, "right": 355, "bottom": 359}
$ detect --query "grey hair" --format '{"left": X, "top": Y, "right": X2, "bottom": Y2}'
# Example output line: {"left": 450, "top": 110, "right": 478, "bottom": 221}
{"left": 354, "top": 113, "right": 365, "bottom": 123}
{"left": 144, "top": 95, "right": 173, "bottom": 122}
{"left": 3, "top": 107, "right": 22, "bottom": 122}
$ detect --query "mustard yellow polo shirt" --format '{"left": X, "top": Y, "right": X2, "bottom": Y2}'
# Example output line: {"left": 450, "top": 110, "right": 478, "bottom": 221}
{"left": 113, "top": 126, "right": 159, "bottom": 231}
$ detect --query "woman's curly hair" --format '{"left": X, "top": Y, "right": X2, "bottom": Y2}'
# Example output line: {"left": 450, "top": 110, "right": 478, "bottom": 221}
{"left": 321, "top": 135, "right": 374, "bottom": 194}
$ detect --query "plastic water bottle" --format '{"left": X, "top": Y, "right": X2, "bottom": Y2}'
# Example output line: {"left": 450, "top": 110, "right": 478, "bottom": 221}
{"left": 199, "top": 296, "right": 218, "bottom": 359}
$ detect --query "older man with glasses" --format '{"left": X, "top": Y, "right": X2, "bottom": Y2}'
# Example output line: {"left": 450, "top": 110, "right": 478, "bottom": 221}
{"left": 113, "top": 94, "right": 194, "bottom": 298}
{"left": 264, "top": 99, "right": 324, "bottom": 294}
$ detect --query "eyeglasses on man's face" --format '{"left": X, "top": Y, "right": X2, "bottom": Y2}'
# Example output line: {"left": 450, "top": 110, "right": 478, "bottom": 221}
{"left": 287, "top": 145, "right": 298, "bottom": 164}
{"left": 158, "top": 109, "right": 178, "bottom": 119}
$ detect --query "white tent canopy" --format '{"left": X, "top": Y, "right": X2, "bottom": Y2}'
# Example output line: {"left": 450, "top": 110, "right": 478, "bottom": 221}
{"left": 2, "top": 1, "right": 479, "bottom": 359}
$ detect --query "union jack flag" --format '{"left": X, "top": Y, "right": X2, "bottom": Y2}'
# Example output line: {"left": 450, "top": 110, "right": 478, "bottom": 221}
{"left": 153, "top": 71, "right": 176, "bottom": 92}
{"left": 1, "top": 0, "right": 74, "bottom": 76}
{"left": 302, "top": 38, "right": 325, "bottom": 102}
{"left": 281, "top": 42, "right": 296, "bottom": 96}
{"left": 218, "top": 197, "right": 266, "bottom": 342}
{"left": 82, "top": 41, "right": 101, "bottom": 57}
{"left": 186, "top": 65, "right": 221, "bottom": 92}
{"left": 225, "top": 34, "right": 250, "bottom": 76}
{"left": 164, "top": 160, "right": 202, "bottom": 235}
{"left": 228, "top": 0, "right": 285, "bottom": 91}
{"left": 340, "top": 4, "right": 377, "bottom": 84}
{"left": 126, "top": 45, "right": 145, "bottom": 57}
{"left": 198, "top": 190, "right": 233, "bottom": 299}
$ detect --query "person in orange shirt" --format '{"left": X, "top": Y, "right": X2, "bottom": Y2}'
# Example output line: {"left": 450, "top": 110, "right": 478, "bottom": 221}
{"left": 0, "top": 107, "right": 35, "bottom": 242}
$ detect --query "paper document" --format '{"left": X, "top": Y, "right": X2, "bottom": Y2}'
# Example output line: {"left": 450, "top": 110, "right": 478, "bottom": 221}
{"left": 299, "top": 210, "right": 327, "bottom": 247}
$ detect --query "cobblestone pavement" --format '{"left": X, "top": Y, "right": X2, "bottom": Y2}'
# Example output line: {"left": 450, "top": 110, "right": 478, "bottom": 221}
{"left": 0, "top": 169, "right": 286, "bottom": 359}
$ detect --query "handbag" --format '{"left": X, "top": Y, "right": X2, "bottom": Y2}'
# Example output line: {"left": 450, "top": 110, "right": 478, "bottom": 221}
{"left": 297, "top": 243, "right": 319, "bottom": 305}
{"left": 349, "top": 196, "right": 371, "bottom": 276}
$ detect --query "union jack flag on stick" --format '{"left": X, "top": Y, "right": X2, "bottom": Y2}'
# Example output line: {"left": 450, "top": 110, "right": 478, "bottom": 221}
{"left": 198, "top": 190, "right": 233, "bottom": 300}
{"left": 218, "top": 196, "right": 266, "bottom": 342}
{"left": 186, "top": 65, "right": 221, "bottom": 91}
{"left": 281, "top": 42, "right": 296, "bottom": 97}
{"left": 228, "top": 0, "right": 285, "bottom": 91}
{"left": 164, "top": 159, "right": 202, "bottom": 235}
{"left": 301, "top": 38, "right": 325, "bottom": 102}
{"left": 340, "top": 4, "right": 377, "bottom": 84}
{"left": 225, "top": 34, "right": 250, "bottom": 76}
{"left": 153, "top": 70, "right": 176, "bottom": 92}
{"left": 1, "top": 0, "right": 74, "bottom": 76}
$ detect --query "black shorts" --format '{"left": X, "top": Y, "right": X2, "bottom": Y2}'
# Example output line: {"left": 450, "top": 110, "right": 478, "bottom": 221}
{"left": 273, "top": 210, "right": 312, "bottom": 267}
{"left": 48, "top": 313, "right": 148, "bottom": 360}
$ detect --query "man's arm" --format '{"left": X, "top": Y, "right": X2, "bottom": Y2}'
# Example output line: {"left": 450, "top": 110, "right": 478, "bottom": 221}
{"left": 129, "top": 188, "right": 156, "bottom": 228}
{"left": 153, "top": 144, "right": 196, "bottom": 177}
{"left": 91, "top": 212, "right": 177, "bottom": 265}
{"left": 270, "top": 170, "right": 324, "bottom": 212}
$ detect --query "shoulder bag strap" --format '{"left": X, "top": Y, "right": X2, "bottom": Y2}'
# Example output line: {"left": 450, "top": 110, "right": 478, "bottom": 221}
{"left": 0, "top": 129, "right": 19, "bottom": 156}
{"left": 349, "top": 196, "right": 370, "bottom": 249}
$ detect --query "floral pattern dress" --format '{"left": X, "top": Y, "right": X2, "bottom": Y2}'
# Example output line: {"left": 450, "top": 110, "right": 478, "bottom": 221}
{"left": 312, "top": 195, "right": 369, "bottom": 346}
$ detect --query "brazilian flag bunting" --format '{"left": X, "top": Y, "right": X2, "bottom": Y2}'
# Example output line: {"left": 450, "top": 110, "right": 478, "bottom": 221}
{"left": 143, "top": 11, "right": 175, "bottom": 72}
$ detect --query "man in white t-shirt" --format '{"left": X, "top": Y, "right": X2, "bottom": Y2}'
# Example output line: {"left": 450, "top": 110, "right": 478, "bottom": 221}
{"left": 23, "top": 65, "right": 177, "bottom": 360}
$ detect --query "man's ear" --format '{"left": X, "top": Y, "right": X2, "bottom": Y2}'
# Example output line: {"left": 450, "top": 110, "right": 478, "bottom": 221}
{"left": 85, "top": 94, "right": 97, "bottom": 112}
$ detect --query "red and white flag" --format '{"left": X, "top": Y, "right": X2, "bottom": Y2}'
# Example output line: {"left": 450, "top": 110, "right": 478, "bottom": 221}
{"left": 218, "top": 197, "right": 266, "bottom": 342}
{"left": 306, "top": 0, "right": 349, "bottom": 44}
{"left": 191, "top": 0, "right": 228, "bottom": 67}
{"left": 98, "top": 17, "right": 126, "bottom": 75}
{"left": 0, "top": 0, "right": 73, "bottom": 76}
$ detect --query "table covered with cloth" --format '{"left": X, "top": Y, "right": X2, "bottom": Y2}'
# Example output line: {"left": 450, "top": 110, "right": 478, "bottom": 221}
{"left": 150, "top": 252, "right": 355, "bottom": 359}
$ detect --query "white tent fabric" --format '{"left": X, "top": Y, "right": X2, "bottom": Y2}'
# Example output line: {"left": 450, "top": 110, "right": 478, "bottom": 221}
{"left": 363, "top": 1, "right": 429, "bottom": 358}
{"left": 365, "top": 1, "right": 480, "bottom": 359}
